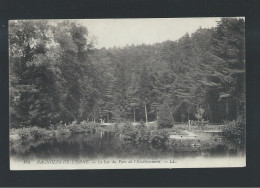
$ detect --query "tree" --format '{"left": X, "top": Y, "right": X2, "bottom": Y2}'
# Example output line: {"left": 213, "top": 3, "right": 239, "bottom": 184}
{"left": 139, "top": 64, "right": 152, "bottom": 123}
{"left": 195, "top": 107, "right": 205, "bottom": 122}
{"left": 111, "top": 62, "right": 128, "bottom": 121}
{"left": 209, "top": 18, "right": 245, "bottom": 121}
{"left": 10, "top": 18, "right": 245, "bottom": 128}
{"left": 9, "top": 20, "right": 61, "bottom": 127}
{"left": 53, "top": 21, "right": 95, "bottom": 123}
{"left": 158, "top": 101, "right": 174, "bottom": 129}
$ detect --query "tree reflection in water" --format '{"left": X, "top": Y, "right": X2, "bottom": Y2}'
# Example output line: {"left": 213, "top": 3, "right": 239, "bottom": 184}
{"left": 10, "top": 131, "right": 244, "bottom": 160}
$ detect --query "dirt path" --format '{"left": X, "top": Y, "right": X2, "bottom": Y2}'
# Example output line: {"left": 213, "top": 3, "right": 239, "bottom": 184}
{"left": 169, "top": 130, "right": 199, "bottom": 140}
{"left": 184, "top": 130, "right": 197, "bottom": 137}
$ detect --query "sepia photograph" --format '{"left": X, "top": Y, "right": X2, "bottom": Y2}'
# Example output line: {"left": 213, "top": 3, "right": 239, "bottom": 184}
{"left": 9, "top": 18, "right": 246, "bottom": 170}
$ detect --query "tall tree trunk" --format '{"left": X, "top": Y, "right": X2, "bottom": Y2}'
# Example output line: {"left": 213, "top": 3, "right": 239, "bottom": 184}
{"left": 134, "top": 106, "right": 135, "bottom": 123}
{"left": 207, "top": 103, "right": 213, "bottom": 122}
{"left": 225, "top": 98, "right": 229, "bottom": 120}
{"left": 107, "top": 113, "right": 109, "bottom": 123}
{"left": 187, "top": 112, "right": 190, "bottom": 130}
{"left": 236, "top": 97, "right": 240, "bottom": 120}
{"left": 144, "top": 102, "right": 148, "bottom": 123}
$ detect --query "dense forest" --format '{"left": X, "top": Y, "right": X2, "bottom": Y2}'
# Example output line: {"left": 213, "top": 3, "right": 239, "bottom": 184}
{"left": 9, "top": 18, "right": 245, "bottom": 128}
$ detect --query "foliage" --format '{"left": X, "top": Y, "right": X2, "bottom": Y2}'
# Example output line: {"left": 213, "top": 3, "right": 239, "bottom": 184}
{"left": 9, "top": 18, "right": 245, "bottom": 129}
{"left": 67, "top": 122, "right": 85, "bottom": 134}
{"left": 16, "top": 127, "right": 51, "bottom": 140}
{"left": 17, "top": 128, "right": 33, "bottom": 140}
{"left": 149, "top": 129, "right": 170, "bottom": 150}
{"left": 222, "top": 120, "right": 245, "bottom": 149}
{"left": 65, "top": 121, "right": 99, "bottom": 134}
{"left": 158, "top": 101, "right": 174, "bottom": 129}
{"left": 56, "top": 125, "right": 70, "bottom": 135}
{"left": 10, "top": 122, "right": 100, "bottom": 142}
{"left": 118, "top": 123, "right": 170, "bottom": 151}
{"left": 135, "top": 125, "right": 151, "bottom": 150}
{"left": 29, "top": 126, "right": 51, "bottom": 139}
{"left": 120, "top": 122, "right": 138, "bottom": 146}
{"left": 195, "top": 107, "right": 205, "bottom": 121}
{"left": 9, "top": 20, "right": 96, "bottom": 128}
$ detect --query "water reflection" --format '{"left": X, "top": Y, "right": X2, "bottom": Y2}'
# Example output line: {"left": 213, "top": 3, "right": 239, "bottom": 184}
{"left": 10, "top": 131, "right": 244, "bottom": 160}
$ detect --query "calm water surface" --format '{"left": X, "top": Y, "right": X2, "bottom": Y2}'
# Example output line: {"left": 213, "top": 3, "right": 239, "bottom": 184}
{"left": 10, "top": 131, "right": 244, "bottom": 160}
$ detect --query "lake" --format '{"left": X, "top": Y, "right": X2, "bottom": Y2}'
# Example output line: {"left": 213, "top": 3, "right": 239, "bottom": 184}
{"left": 10, "top": 130, "right": 245, "bottom": 160}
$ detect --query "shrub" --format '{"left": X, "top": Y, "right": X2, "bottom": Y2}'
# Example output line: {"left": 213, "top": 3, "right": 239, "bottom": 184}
{"left": 17, "top": 128, "right": 32, "bottom": 140}
{"left": 67, "top": 123, "right": 84, "bottom": 134}
{"left": 79, "top": 121, "right": 99, "bottom": 133}
{"left": 158, "top": 102, "right": 174, "bottom": 129}
{"left": 121, "top": 122, "right": 138, "bottom": 146}
{"left": 222, "top": 120, "right": 245, "bottom": 149}
{"left": 119, "top": 124, "right": 172, "bottom": 151}
{"left": 56, "top": 123, "right": 69, "bottom": 134}
{"left": 135, "top": 126, "right": 150, "bottom": 148}
{"left": 15, "top": 127, "right": 50, "bottom": 140}
{"left": 149, "top": 129, "right": 170, "bottom": 150}
{"left": 30, "top": 126, "right": 49, "bottom": 139}
{"left": 56, "top": 127, "right": 70, "bottom": 135}
{"left": 9, "top": 128, "right": 17, "bottom": 135}
{"left": 195, "top": 107, "right": 205, "bottom": 121}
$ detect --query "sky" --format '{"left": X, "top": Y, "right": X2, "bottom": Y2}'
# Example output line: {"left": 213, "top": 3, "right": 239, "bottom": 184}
{"left": 75, "top": 18, "right": 222, "bottom": 49}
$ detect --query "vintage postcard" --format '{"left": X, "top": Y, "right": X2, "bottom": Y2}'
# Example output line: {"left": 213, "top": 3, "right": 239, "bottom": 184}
{"left": 9, "top": 18, "right": 246, "bottom": 170}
